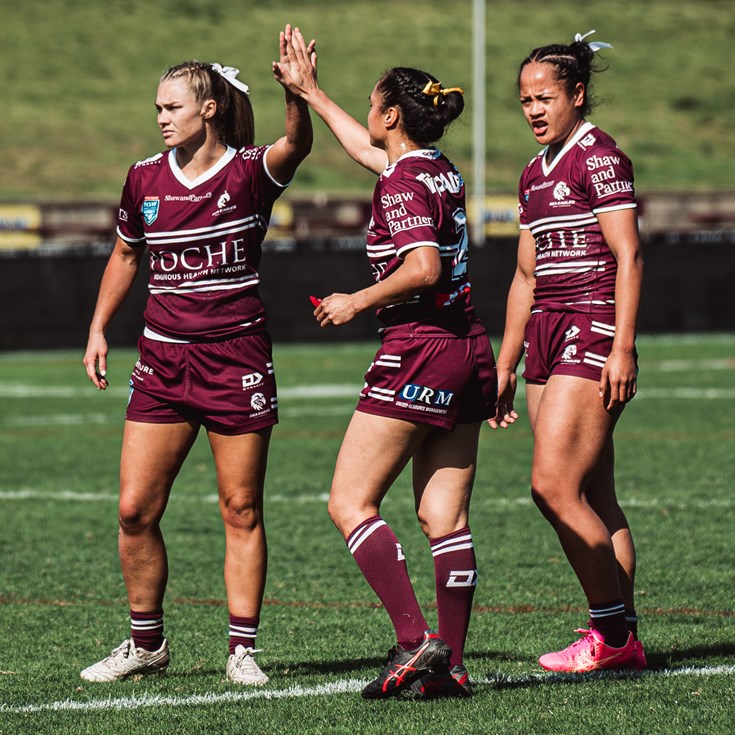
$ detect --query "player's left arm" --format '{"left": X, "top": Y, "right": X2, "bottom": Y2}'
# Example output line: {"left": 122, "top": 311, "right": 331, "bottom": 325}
{"left": 315, "top": 246, "right": 441, "bottom": 327}
{"left": 267, "top": 25, "right": 314, "bottom": 184}
{"left": 598, "top": 207, "right": 644, "bottom": 410}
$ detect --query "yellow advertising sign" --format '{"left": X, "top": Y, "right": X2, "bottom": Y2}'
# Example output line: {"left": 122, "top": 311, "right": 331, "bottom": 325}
{"left": 467, "top": 196, "right": 519, "bottom": 237}
{"left": 0, "top": 204, "right": 42, "bottom": 249}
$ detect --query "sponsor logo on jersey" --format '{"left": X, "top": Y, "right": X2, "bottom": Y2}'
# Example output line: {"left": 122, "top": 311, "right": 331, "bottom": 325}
{"left": 399, "top": 383, "right": 454, "bottom": 407}
{"left": 416, "top": 170, "right": 463, "bottom": 195}
{"left": 396, "top": 543, "right": 405, "bottom": 562}
{"left": 164, "top": 193, "right": 213, "bottom": 203}
{"left": 134, "top": 152, "right": 164, "bottom": 168}
{"left": 586, "top": 154, "right": 621, "bottom": 171}
{"left": 524, "top": 188, "right": 530, "bottom": 202}
{"left": 447, "top": 570, "right": 478, "bottom": 588}
{"left": 240, "top": 146, "right": 264, "bottom": 161}
{"left": 134, "top": 359, "right": 155, "bottom": 376}
{"left": 564, "top": 325, "right": 581, "bottom": 341}
{"left": 578, "top": 133, "right": 597, "bottom": 150}
{"left": 242, "top": 372, "right": 263, "bottom": 390}
{"left": 119, "top": 208, "right": 129, "bottom": 222}
{"left": 142, "top": 196, "right": 160, "bottom": 225}
{"left": 250, "top": 392, "right": 267, "bottom": 411}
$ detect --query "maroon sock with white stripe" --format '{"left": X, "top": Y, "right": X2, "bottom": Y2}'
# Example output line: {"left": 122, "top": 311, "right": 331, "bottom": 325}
{"left": 130, "top": 609, "right": 164, "bottom": 652}
{"left": 347, "top": 515, "right": 428, "bottom": 650}
{"left": 431, "top": 527, "right": 477, "bottom": 667}
{"left": 229, "top": 615, "right": 259, "bottom": 655}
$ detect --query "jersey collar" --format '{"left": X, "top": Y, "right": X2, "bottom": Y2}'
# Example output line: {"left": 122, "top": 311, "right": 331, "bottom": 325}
{"left": 541, "top": 121, "right": 596, "bottom": 177}
{"left": 167, "top": 146, "right": 237, "bottom": 189}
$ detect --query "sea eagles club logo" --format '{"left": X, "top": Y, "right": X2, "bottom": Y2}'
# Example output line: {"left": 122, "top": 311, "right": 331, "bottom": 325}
{"left": 553, "top": 181, "right": 571, "bottom": 201}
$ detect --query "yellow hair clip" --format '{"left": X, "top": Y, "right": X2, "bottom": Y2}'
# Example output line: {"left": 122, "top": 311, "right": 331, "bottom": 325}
{"left": 421, "top": 81, "right": 465, "bottom": 106}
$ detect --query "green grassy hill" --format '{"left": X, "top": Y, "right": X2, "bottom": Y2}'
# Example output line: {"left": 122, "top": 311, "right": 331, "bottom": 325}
{"left": 1, "top": 0, "right": 732, "bottom": 199}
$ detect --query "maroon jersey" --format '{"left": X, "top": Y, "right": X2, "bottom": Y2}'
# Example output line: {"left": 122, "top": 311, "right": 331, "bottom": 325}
{"left": 366, "top": 148, "right": 476, "bottom": 328}
{"left": 117, "top": 145, "right": 287, "bottom": 342}
{"left": 518, "top": 122, "right": 636, "bottom": 317}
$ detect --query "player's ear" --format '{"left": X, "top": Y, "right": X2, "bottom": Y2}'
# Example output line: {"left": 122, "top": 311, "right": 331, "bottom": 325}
{"left": 201, "top": 99, "right": 217, "bottom": 120}
{"left": 572, "top": 82, "right": 585, "bottom": 110}
{"left": 384, "top": 106, "right": 400, "bottom": 129}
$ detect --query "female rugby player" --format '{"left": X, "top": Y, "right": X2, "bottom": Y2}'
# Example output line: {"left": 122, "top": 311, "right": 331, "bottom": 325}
{"left": 80, "top": 25, "right": 312, "bottom": 685}
{"left": 490, "top": 31, "right": 646, "bottom": 673}
{"left": 278, "top": 28, "right": 499, "bottom": 699}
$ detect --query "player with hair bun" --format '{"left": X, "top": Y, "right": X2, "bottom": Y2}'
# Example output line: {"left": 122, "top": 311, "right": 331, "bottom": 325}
{"left": 80, "top": 25, "right": 312, "bottom": 685}
{"left": 489, "top": 31, "right": 647, "bottom": 673}
{"left": 278, "top": 30, "right": 500, "bottom": 699}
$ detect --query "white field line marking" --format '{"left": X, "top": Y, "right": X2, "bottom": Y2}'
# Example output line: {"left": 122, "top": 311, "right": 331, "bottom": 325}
{"left": 5, "top": 405, "right": 356, "bottom": 426}
{"left": 2, "top": 489, "right": 734, "bottom": 512}
{"left": 3, "top": 664, "right": 734, "bottom": 714}
{"left": 634, "top": 387, "right": 735, "bottom": 400}
{"left": 650, "top": 358, "right": 734, "bottom": 372}
{"left": 0, "top": 383, "right": 360, "bottom": 400}
{"left": 4, "top": 385, "right": 735, "bottom": 427}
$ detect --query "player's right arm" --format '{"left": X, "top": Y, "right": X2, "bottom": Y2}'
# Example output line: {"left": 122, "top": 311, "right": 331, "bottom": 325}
{"left": 83, "top": 237, "right": 145, "bottom": 390}
{"left": 488, "top": 228, "right": 536, "bottom": 429}
{"left": 274, "top": 26, "right": 388, "bottom": 175}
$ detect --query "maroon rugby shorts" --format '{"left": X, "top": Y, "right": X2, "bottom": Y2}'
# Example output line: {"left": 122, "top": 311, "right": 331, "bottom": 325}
{"left": 522, "top": 311, "right": 636, "bottom": 384}
{"left": 126, "top": 331, "right": 278, "bottom": 435}
{"left": 357, "top": 327, "right": 497, "bottom": 430}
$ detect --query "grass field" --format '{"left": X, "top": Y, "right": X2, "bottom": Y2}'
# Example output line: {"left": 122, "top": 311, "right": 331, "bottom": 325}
{"left": 1, "top": 335, "right": 734, "bottom": 734}
{"left": 1, "top": 0, "right": 734, "bottom": 198}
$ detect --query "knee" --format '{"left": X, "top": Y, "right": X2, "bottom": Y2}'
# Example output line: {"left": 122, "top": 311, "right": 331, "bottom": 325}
{"left": 118, "top": 500, "right": 158, "bottom": 536}
{"left": 530, "top": 476, "right": 563, "bottom": 525}
{"left": 415, "top": 512, "right": 431, "bottom": 539}
{"left": 220, "top": 494, "right": 262, "bottom": 532}
{"left": 416, "top": 505, "right": 467, "bottom": 540}
{"left": 327, "top": 492, "right": 354, "bottom": 537}
{"left": 328, "top": 487, "right": 379, "bottom": 540}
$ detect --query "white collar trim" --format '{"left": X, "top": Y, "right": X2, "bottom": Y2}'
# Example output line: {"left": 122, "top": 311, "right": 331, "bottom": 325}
{"left": 541, "top": 121, "right": 596, "bottom": 177}
{"left": 168, "top": 146, "right": 237, "bottom": 189}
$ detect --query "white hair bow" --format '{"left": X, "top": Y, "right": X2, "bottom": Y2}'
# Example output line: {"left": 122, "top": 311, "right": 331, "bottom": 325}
{"left": 574, "top": 30, "right": 613, "bottom": 53}
{"left": 211, "top": 63, "right": 250, "bottom": 95}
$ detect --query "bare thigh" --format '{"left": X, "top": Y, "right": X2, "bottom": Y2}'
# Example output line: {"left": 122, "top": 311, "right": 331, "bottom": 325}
{"left": 328, "top": 411, "right": 432, "bottom": 538}
{"left": 119, "top": 419, "right": 200, "bottom": 525}
{"left": 208, "top": 428, "right": 272, "bottom": 515}
{"left": 527, "top": 375, "right": 621, "bottom": 509}
{"left": 412, "top": 422, "right": 482, "bottom": 539}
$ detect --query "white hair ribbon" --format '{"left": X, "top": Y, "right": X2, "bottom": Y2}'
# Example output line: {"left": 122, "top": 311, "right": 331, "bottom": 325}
{"left": 574, "top": 30, "right": 613, "bottom": 53}
{"left": 211, "top": 63, "right": 250, "bottom": 95}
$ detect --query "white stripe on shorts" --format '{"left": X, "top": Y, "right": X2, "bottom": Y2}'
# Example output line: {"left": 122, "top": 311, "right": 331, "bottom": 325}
{"left": 375, "top": 354, "right": 402, "bottom": 368}
{"left": 591, "top": 321, "right": 616, "bottom": 337}
{"left": 583, "top": 351, "right": 608, "bottom": 368}
{"left": 367, "top": 386, "right": 395, "bottom": 402}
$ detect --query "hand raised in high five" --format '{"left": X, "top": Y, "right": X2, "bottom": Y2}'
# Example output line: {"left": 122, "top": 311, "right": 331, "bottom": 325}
{"left": 273, "top": 24, "right": 318, "bottom": 99}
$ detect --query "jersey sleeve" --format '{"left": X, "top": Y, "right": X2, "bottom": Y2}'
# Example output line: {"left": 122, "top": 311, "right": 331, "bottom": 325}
{"left": 577, "top": 142, "right": 637, "bottom": 214}
{"left": 518, "top": 169, "right": 530, "bottom": 230}
{"left": 517, "top": 154, "right": 538, "bottom": 230}
{"left": 380, "top": 175, "right": 439, "bottom": 258}
{"left": 239, "top": 145, "right": 288, "bottom": 209}
{"left": 116, "top": 166, "right": 146, "bottom": 245}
